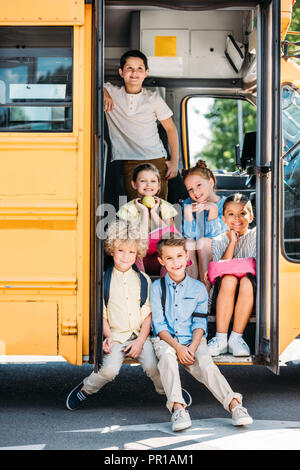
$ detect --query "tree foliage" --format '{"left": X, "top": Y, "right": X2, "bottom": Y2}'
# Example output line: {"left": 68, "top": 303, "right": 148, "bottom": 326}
{"left": 194, "top": 99, "right": 256, "bottom": 172}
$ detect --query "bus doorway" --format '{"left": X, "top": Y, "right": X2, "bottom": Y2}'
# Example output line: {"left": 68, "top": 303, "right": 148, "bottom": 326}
{"left": 99, "top": 0, "right": 299, "bottom": 373}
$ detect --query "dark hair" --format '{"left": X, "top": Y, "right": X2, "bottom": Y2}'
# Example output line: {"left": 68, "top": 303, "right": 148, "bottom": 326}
{"left": 119, "top": 50, "right": 149, "bottom": 70}
{"left": 181, "top": 160, "right": 216, "bottom": 188}
{"left": 132, "top": 163, "right": 161, "bottom": 183}
{"left": 223, "top": 193, "right": 254, "bottom": 217}
{"left": 156, "top": 234, "right": 187, "bottom": 258}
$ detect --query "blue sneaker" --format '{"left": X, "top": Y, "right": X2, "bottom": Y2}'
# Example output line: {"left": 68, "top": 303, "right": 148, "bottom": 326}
{"left": 182, "top": 388, "right": 192, "bottom": 407}
{"left": 66, "top": 382, "right": 88, "bottom": 410}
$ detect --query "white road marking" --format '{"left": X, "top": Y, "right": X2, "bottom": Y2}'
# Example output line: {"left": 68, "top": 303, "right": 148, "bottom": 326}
{"left": 59, "top": 418, "right": 300, "bottom": 450}
{"left": 0, "top": 444, "right": 46, "bottom": 450}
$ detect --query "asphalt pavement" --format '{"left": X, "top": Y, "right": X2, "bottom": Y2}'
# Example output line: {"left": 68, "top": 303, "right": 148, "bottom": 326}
{"left": 1, "top": 358, "right": 300, "bottom": 451}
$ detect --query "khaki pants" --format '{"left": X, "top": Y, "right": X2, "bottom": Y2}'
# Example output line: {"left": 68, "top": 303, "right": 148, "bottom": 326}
{"left": 83, "top": 336, "right": 165, "bottom": 396}
{"left": 123, "top": 157, "right": 168, "bottom": 201}
{"left": 152, "top": 337, "right": 242, "bottom": 413}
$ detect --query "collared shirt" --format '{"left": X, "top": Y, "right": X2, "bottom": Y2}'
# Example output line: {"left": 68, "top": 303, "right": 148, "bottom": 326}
{"left": 104, "top": 82, "right": 173, "bottom": 161}
{"left": 103, "top": 267, "right": 152, "bottom": 344}
{"left": 181, "top": 196, "right": 228, "bottom": 240}
{"left": 150, "top": 273, "right": 208, "bottom": 345}
{"left": 212, "top": 227, "right": 256, "bottom": 261}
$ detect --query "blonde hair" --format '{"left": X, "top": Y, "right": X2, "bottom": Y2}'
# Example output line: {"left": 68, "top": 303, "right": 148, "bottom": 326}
{"left": 181, "top": 160, "right": 216, "bottom": 188}
{"left": 104, "top": 220, "right": 148, "bottom": 259}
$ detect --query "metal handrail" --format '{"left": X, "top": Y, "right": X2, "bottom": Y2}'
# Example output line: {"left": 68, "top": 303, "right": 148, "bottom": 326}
{"left": 281, "top": 139, "right": 300, "bottom": 162}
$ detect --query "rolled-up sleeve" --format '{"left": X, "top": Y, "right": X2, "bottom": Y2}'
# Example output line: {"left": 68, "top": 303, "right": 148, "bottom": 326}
{"left": 191, "top": 286, "right": 208, "bottom": 335}
{"left": 182, "top": 219, "right": 197, "bottom": 240}
{"left": 205, "top": 217, "right": 223, "bottom": 238}
{"left": 150, "top": 281, "right": 169, "bottom": 336}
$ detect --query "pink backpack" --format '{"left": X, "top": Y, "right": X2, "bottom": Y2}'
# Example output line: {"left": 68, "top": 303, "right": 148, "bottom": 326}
{"left": 148, "top": 225, "right": 180, "bottom": 255}
{"left": 207, "top": 258, "right": 256, "bottom": 285}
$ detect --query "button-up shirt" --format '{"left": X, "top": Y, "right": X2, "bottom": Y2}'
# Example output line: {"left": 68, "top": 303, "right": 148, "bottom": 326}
{"left": 150, "top": 273, "right": 208, "bottom": 344}
{"left": 103, "top": 267, "right": 152, "bottom": 344}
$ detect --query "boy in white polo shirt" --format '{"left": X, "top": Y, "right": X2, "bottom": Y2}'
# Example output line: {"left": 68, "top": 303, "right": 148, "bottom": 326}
{"left": 104, "top": 50, "right": 179, "bottom": 201}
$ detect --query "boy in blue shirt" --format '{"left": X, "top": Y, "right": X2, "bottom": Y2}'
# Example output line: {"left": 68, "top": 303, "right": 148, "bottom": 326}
{"left": 150, "top": 235, "right": 253, "bottom": 432}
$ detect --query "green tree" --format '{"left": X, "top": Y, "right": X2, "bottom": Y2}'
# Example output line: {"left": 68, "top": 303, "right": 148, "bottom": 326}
{"left": 287, "top": 2, "right": 300, "bottom": 66}
{"left": 193, "top": 3, "right": 300, "bottom": 172}
{"left": 195, "top": 99, "right": 256, "bottom": 172}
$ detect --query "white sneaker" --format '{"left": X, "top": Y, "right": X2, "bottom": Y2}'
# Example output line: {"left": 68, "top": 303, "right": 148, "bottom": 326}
{"left": 231, "top": 405, "right": 253, "bottom": 426}
{"left": 207, "top": 336, "right": 228, "bottom": 356}
{"left": 228, "top": 336, "right": 250, "bottom": 357}
{"left": 171, "top": 408, "right": 192, "bottom": 432}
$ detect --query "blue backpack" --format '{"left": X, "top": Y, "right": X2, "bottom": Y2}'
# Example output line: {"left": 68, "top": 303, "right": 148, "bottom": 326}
{"left": 103, "top": 264, "right": 148, "bottom": 308}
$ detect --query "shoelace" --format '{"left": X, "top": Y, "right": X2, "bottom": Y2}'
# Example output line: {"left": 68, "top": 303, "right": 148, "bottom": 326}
{"left": 233, "top": 406, "right": 247, "bottom": 416}
{"left": 210, "top": 337, "right": 226, "bottom": 345}
{"left": 173, "top": 409, "right": 187, "bottom": 421}
{"left": 237, "top": 337, "right": 247, "bottom": 346}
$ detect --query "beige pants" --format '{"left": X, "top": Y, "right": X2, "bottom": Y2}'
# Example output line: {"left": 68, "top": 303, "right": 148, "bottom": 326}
{"left": 83, "top": 336, "right": 165, "bottom": 396}
{"left": 152, "top": 337, "right": 242, "bottom": 413}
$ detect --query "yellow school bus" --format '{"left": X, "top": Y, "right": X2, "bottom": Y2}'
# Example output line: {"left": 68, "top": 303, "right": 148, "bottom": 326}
{"left": 0, "top": 0, "right": 299, "bottom": 374}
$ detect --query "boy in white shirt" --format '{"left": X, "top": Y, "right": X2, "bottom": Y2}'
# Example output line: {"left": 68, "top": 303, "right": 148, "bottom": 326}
{"left": 104, "top": 50, "right": 179, "bottom": 201}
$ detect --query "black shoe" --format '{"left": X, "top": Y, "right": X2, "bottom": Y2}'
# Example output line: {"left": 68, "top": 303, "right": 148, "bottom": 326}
{"left": 66, "top": 382, "right": 88, "bottom": 410}
{"left": 182, "top": 388, "right": 192, "bottom": 407}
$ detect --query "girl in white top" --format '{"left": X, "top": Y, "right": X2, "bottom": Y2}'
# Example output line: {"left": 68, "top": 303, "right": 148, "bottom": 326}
{"left": 117, "top": 163, "right": 178, "bottom": 275}
{"left": 208, "top": 194, "right": 256, "bottom": 358}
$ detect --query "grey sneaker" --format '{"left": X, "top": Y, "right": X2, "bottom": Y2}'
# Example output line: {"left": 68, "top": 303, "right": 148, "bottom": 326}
{"left": 207, "top": 336, "right": 228, "bottom": 356}
{"left": 231, "top": 405, "right": 253, "bottom": 426}
{"left": 228, "top": 336, "right": 250, "bottom": 357}
{"left": 171, "top": 408, "right": 192, "bottom": 432}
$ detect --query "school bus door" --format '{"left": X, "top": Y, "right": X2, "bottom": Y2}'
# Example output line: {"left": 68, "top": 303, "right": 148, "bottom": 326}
{"left": 278, "top": 1, "right": 300, "bottom": 367}
{"left": 256, "top": 0, "right": 299, "bottom": 374}
{"left": 0, "top": 0, "right": 93, "bottom": 365}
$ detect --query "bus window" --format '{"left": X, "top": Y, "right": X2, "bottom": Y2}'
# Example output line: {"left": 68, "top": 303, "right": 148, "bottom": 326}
{"left": 0, "top": 26, "right": 72, "bottom": 132}
{"left": 282, "top": 85, "right": 300, "bottom": 261}
{"left": 187, "top": 96, "right": 256, "bottom": 171}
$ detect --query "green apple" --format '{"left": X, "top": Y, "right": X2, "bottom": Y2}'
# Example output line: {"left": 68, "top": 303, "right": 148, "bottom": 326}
{"left": 141, "top": 196, "right": 156, "bottom": 209}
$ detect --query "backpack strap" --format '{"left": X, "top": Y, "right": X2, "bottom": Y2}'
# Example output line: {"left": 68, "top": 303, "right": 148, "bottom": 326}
{"left": 192, "top": 312, "right": 208, "bottom": 318}
{"left": 132, "top": 264, "right": 148, "bottom": 307}
{"left": 103, "top": 264, "right": 114, "bottom": 308}
{"left": 160, "top": 276, "right": 166, "bottom": 315}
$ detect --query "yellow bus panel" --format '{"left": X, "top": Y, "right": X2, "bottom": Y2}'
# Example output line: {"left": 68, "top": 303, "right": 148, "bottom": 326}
{"left": 0, "top": 2, "right": 92, "bottom": 365}
{"left": 0, "top": 0, "right": 84, "bottom": 25}
{"left": 0, "top": 301, "right": 58, "bottom": 355}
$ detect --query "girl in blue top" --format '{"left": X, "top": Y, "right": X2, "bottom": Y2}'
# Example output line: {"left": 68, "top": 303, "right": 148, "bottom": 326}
{"left": 181, "top": 160, "right": 227, "bottom": 290}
